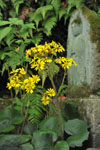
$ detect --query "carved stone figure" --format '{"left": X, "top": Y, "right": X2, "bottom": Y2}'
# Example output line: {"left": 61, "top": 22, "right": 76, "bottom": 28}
{"left": 67, "top": 6, "right": 100, "bottom": 94}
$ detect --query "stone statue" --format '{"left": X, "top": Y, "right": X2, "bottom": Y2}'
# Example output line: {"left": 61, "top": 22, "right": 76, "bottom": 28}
{"left": 67, "top": 6, "right": 100, "bottom": 96}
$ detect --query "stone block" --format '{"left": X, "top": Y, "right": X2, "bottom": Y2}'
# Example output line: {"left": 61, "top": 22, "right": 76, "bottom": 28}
{"left": 70, "top": 98, "right": 100, "bottom": 148}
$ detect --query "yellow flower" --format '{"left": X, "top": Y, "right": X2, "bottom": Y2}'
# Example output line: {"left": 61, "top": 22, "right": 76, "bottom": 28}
{"left": 22, "top": 77, "right": 35, "bottom": 93}
{"left": 43, "top": 57, "right": 52, "bottom": 63}
{"left": 26, "top": 49, "right": 32, "bottom": 59}
{"left": 22, "top": 75, "right": 40, "bottom": 93}
{"left": 46, "top": 88, "right": 56, "bottom": 97}
{"left": 6, "top": 80, "right": 15, "bottom": 90}
{"left": 55, "top": 57, "right": 77, "bottom": 70}
{"left": 13, "top": 76, "right": 22, "bottom": 88}
{"left": 32, "top": 75, "right": 40, "bottom": 83}
{"left": 19, "top": 68, "right": 26, "bottom": 75}
{"left": 10, "top": 68, "right": 20, "bottom": 74}
{"left": 35, "top": 59, "right": 45, "bottom": 71}
{"left": 42, "top": 95, "right": 50, "bottom": 105}
{"left": 55, "top": 57, "right": 66, "bottom": 64}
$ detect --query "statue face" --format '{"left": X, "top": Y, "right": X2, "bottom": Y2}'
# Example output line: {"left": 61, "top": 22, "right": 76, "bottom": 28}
{"left": 71, "top": 21, "right": 83, "bottom": 37}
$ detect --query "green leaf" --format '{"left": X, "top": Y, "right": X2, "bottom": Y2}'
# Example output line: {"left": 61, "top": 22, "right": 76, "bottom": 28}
{"left": 0, "top": 108, "right": 24, "bottom": 133}
{"left": 0, "top": 135, "right": 32, "bottom": 149}
{"left": 0, "top": 120, "right": 15, "bottom": 133}
{"left": 5, "top": 30, "right": 14, "bottom": 46}
{"left": 43, "top": 16, "right": 57, "bottom": 36}
{"left": 25, "top": 93, "right": 45, "bottom": 124}
{"left": 13, "top": 97, "right": 22, "bottom": 106}
{"left": 65, "top": 119, "right": 89, "bottom": 147}
{"left": 68, "top": 0, "right": 84, "bottom": 8}
{"left": 0, "top": 26, "right": 12, "bottom": 41}
{"left": 36, "top": 5, "right": 53, "bottom": 19}
{"left": 59, "top": 8, "right": 67, "bottom": 20}
{"left": 29, "top": 12, "right": 42, "bottom": 28}
{"left": 51, "top": 0, "right": 61, "bottom": 15}
{"left": 24, "top": 122, "right": 38, "bottom": 135}
{"left": 0, "top": 51, "right": 10, "bottom": 60}
{"left": 0, "top": 21, "right": 10, "bottom": 26}
{"left": 38, "top": 70, "right": 48, "bottom": 87}
{"left": 11, "top": 0, "right": 24, "bottom": 15}
{"left": 48, "top": 61, "right": 59, "bottom": 77}
{"left": 32, "top": 130, "right": 57, "bottom": 150}
{"left": 54, "top": 141, "right": 69, "bottom": 150}
{"left": 67, "top": 132, "right": 89, "bottom": 147}
{"left": 39, "top": 116, "right": 60, "bottom": 136}
{"left": 9, "top": 18, "right": 23, "bottom": 25}
{"left": 33, "top": 32, "right": 43, "bottom": 44}
{"left": 0, "top": 0, "right": 6, "bottom": 9}
{"left": 21, "top": 143, "right": 34, "bottom": 150}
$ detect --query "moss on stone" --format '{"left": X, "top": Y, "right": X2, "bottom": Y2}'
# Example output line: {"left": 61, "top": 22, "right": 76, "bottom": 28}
{"left": 80, "top": 6, "right": 100, "bottom": 51}
{"left": 66, "top": 85, "right": 90, "bottom": 98}
{"left": 71, "top": 6, "right": 100, "bottom": 51}
{"left": 72, "top": 16, "right": 82, "bottom": 24}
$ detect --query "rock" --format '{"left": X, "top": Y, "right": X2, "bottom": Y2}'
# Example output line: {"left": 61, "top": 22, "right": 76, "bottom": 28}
{"left": 67, "top": 6, "right": 100, "bottom": 95}
{"left": 70, "top": 98, "right": 100, "bottom": 148}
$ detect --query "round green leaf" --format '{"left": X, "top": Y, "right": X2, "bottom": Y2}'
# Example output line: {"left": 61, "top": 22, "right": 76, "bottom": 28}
{"left": 64, "top": 119, "right": 88, "bottom": 135}
{"left": 32, "top": 130, "right": 57, "bottom": 150}
{"left": 0, "top": 120, "right": 15, "bottom": 133}
{"left": 54, "top": 141, "right": 69, "bottom": 150}
{"left": 39, "top": 116, "right": 60, "bottom": 136}
{"left": 21, "top": 143, "right": 34, "bottom": 150}
{"left": 64, "top": 119, "right": 89, "bottom": 147}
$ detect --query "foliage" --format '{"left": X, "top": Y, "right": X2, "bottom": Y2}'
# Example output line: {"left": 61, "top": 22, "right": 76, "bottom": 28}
{"left": 4, "top": 41, "right": 89, "bottom": 149}
{"left": 0, "top": 0, "right": 68, "bottom": 74}
{"left": 0, "top": 0, "right": 99, "bottom": 74}
{"left": 0, "top": 108, "right": 24, "bottom": 133}
{"left": 0, "top": 134, "right": 33, "bottom": 150}
{"left": 31, "top": 117, "right": 89, "bottom": 150}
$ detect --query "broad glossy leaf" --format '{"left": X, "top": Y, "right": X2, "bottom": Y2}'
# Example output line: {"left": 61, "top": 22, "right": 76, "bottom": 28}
{"left": 0, "top": 120, "right": 15, "bottom": 132}
{"left": 32, "top": 130, "right": 57, "bottom": 150}
{"left": 39, "top": 116, "right": 60, "bottom": 136}
{"left": 23, "top": 122, "right": 38, "bottom": 135}
{"left": 21, "top": 143, "right": 34, "bottom": 150}
{"left": 54, "top": 141, "right": 69, "bottom": 150}
{"left": 67, "top": 132, "right": 89, "bottom": 147}
{"left": 0, "top": 135, "right": 32, "bottom": 150}
{"left": 0, "top": 108, "right": 24, "bottom": 127}
{"left": 65, "top": 119, "right": 89, "bottom": 147}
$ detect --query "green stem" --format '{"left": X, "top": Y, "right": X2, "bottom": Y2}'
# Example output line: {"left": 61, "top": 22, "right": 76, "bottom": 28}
{"left": 58, "top": 70, "right": 67, "bottom": 96}
{"left": 49, "top": 75, "right": 57, "bottom": 94}
{"left": 53, "top": 96, "right": 64, "bottom": 140}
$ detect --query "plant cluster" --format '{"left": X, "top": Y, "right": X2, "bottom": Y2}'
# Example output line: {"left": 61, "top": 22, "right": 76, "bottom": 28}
{"left": 1, "top": 0, "right": 98, "bottom": 74}
{"left": 0, "top": 42, "right": 89, "bottom": 150}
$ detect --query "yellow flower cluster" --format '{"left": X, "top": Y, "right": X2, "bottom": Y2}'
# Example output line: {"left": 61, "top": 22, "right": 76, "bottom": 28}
{"left": 7, "top": 68, "right": 40, "bottom": 94}
{"left": 42, "top": 88, "right": 56, "bottom": 105}
{"left": 22, "top": 75, "right": 40, "bottom": 93}
{"left": 25, "top": 41, "right": 65, "bottom": 71}
{"left": 26, "top": 41, "right": 65, "bottom": 58}
{"left": 30, "top": 57, "right": 52, "bottom": 71}
{"left": 55, "top": 57, "right": 77, "bottom": 69}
